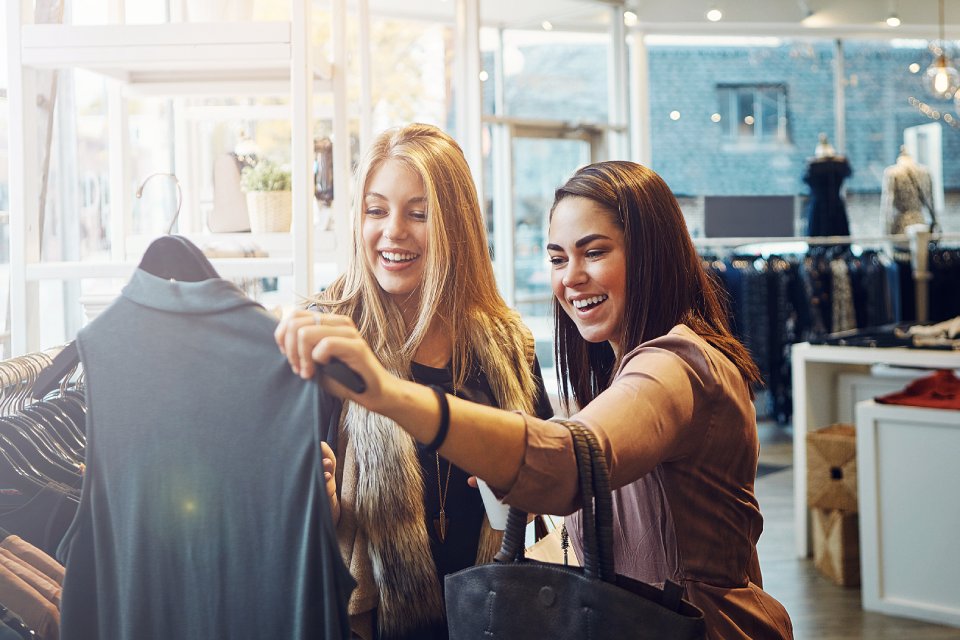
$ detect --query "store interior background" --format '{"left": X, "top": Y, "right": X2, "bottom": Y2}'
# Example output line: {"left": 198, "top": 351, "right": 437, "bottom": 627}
{"left": 2, "top": 1, "right": 960, "bottom": 638}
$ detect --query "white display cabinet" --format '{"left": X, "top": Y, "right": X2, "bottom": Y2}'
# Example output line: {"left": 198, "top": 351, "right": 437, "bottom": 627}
{"left": 5, "top": 0, "right": 369, "bottom": 355}
{"left": 790, "top": 342, "right": 960, "bottom": 558}
{"left": 856, "top": 400, "right": 960, "bottom": 628}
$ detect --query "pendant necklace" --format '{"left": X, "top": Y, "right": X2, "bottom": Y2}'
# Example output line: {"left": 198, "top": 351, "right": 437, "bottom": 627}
{"left": 434, "top": 451, "right": 452, "bottom": 542}
{"left": 433, "top": 382, "right": 456, "bottom": 543}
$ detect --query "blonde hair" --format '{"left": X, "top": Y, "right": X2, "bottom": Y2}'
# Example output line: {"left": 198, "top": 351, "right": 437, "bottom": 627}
{"left": 319, "top": 123, "right": 535, "bottom": 407}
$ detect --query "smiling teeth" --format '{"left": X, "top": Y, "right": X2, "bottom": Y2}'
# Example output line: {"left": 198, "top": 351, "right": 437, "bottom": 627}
{"left": 573, "top": 295, "right": 608, "bottom": 309}
{"left": 381, "top": 251, "right": 418, "bottom": 262}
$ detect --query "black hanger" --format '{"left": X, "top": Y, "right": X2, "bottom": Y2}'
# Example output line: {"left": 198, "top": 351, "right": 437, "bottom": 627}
{"left": 32, "top": 235, "right": 365, "bottom": 397}
{"left": 31, "top": 236, "right": 219, "bottom": 400}
{"left": 138, "top": 234, "right": 220, "bottom": 282}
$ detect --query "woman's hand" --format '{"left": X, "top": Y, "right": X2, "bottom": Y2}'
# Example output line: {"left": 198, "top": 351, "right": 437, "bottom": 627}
{"left": 320, "top": 440, "right": 340, "bottom": 524}
{"left": 274, "top": 308, "right": 395, "bottom": 410}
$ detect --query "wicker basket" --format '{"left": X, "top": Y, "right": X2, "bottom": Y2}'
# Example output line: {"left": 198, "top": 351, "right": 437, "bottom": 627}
{"left": 806, "top": 423, "right": 857, "bottom": 512}
{"left": 246, "top": 190, "right": 292, "bottom": 233}
{"left": 812, "top": 507, "right": 860, "bottom": 586}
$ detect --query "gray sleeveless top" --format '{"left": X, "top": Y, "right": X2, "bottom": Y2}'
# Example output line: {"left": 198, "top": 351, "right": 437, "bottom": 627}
{"left": 59, "top": 269, "right": 354, "bottom": 639}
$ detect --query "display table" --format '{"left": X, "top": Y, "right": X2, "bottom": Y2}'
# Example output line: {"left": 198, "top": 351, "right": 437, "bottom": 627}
{"left": 790, "top": 342, "right": 960, "bottom": 557}
{"left": 856, "top": 401, "right": 960, "bottom": 627}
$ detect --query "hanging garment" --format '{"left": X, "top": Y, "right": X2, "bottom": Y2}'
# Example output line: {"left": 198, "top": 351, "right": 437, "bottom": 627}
{"left": 0, "top": 482, "right": 78, "bottom": 559}
{"left": 875, "top": 370, "right": 960, "bottom": 410}
{"left": 881, "top": 156, "right": 934, "bottom": 235}
{"left": 0, "top": 530, "right": 64, "bottom": 586}
{"left": 58, "top": 268, "right": 354, "bottom": 640}
{"left": 829, "top": 257, "right": 856, "bottom": 333}
{"left": 929, "top": 247, "right": 960, "bottom": 322}
{"left": 803, "top": 157, "right": 852, "bottom": 237}
{"left": 0, "top": 562, "right": 58, "bottom": 640}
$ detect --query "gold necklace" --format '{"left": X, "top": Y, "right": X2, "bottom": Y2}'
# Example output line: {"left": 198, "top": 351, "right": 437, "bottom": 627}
{"left": 434, "top": 452, "right": 452, "bottom": 543}
{"left": 433, "top": 381, "right": 456, "bottom": 543}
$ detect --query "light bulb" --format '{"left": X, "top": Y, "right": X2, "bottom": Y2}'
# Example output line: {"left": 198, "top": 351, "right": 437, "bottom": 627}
{"left": 935, "top": 69, "right": 950, "bottom": 93}
{"left": 706, "top": 8, "right": 722, "bottom": 22}
{"left": 886, "top": 14, "right": 901, "bottom": 28}
{"left": 925, "top": 54, "right": 960, "bottom": 100}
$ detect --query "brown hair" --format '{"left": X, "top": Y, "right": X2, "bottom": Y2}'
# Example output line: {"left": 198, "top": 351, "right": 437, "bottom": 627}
{"left": 550, "top": 160, "right": 761, "bottom": 412}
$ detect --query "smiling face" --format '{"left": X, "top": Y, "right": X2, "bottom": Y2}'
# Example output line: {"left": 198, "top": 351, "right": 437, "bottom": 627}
{"left": 361, "top": 158, "right": 430, "bottom": 311}
{"left": 548, "top": 196, "right": 628, "bottom": 355}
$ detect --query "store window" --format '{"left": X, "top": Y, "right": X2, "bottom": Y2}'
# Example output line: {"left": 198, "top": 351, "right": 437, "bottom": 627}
{"left": 716, "top": 84, "right": 789, "bottom": 145}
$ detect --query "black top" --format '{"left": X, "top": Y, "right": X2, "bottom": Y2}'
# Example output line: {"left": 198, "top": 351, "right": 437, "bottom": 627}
{"left": 358, "top": 356, "right": 553, "bottom": 640}
{"left": 804, "top": 157, "right": 852, "bottom": 237}
{"left": 412, "top": 357, "right": 554, "bottom": 585}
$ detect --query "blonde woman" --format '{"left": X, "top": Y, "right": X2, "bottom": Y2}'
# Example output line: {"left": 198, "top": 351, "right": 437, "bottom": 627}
{"left": 279, "top": 124, "right": 552, "bottom": 640}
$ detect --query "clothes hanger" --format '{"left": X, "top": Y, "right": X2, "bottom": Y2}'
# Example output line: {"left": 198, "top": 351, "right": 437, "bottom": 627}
{"left": 19, "top": 353, "right": 85, "bottom": 454}
{"left": 31, "top": 174, "right": 367, "bottom": 397}
{"left": 0, "top": 435, "right": 49, "bottom": 496}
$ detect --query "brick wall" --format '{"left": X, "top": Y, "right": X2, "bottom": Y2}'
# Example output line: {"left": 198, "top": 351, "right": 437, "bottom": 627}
{"left": 486, "top": 37, "right": 960, "bottom": 243}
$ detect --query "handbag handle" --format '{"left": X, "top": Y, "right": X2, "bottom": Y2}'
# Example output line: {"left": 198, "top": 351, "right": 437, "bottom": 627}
{"left": 494, "top": 420, "right": 615, "bottom": 583}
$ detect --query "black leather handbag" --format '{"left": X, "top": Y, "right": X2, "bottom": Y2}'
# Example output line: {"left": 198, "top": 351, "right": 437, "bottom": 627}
{"left": 445, "top": 420, "right": 706, "bottom": 639}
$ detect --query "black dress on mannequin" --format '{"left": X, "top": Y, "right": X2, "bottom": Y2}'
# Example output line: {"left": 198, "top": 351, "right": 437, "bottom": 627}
{"left": 804, "top": 155, "right": 852, "bottom": 237}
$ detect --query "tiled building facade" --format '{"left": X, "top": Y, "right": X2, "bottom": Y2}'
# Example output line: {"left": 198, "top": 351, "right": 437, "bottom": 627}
{"left": 489, "top": 37, "right": 960, "bottom": 235}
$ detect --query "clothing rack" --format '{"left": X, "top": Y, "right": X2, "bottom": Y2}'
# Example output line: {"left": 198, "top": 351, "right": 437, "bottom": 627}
{"left": 0, "top": 348, "right": 63, "bottom": 404}
{"left": 693, "top": 230, "right": 960, "bottom": 323}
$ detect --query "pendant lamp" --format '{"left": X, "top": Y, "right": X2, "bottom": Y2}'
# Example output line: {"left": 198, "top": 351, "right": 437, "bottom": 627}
{"left": 924, "top": 0, "right": 959, "bottom": 100}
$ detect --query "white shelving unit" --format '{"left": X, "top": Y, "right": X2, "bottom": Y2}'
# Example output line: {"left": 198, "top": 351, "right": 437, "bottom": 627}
{"left": 5, "top": 0, "right": 368, "bottom": 355}
{"left": 790, "top": 342, "right": 960, "bottom": 558}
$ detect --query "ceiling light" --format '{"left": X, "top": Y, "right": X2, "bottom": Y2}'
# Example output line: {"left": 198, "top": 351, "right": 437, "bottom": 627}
{"left": 541, "top": 20, "right": 553, "bottom": 31}
{"left": 706, "top": 8, "right": 723, "bottom": 22}
{"left": 711, "top": 113, "right": 722, "bottom": 123}
{"left": 624, "top": 11, "right": 638, "bottom": 27}
{"left": 479, "top": 70, "right": 489, "bottom": 82}
{"left": 886, "top": 14, "right": 901, "bottom": 27}
{"left": 909, "top": 62, "right": 921, "bottom": 73}
{"left": 924, "top": 0, "right": 959, "bottom": 100}
{"left": 669, "top": 110, "right": 681, "bottom": 120}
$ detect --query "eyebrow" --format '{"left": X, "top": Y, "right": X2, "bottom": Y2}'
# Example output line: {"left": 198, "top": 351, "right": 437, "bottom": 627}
{"left": 546, "top": 234, "right": 612, "bottom": 251}
{"left": 365, "top": 192, "right": 427, "bottom": 205}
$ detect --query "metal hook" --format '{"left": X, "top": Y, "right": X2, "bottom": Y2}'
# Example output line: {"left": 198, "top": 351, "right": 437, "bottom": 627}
{"left": 137, "top": 172, "right": 183, "bottom": 235}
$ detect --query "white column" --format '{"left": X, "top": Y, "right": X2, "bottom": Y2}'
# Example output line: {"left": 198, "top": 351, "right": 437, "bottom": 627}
{"left": 607, "top": 5, "right": 629, "bottom": 160}
{"left": 292, "top": 0, "right": 316, "bottom": 295}
{"left": 490, "top": 28, "right": 515, "bottom": 305}
{"left": 833, "top": 39, "right": 846, "bottom": 153}
{"left": 107, "top": 83, "right": 129, "bottom": 260}
{"left": 7, "top": 0, "right": 41, "bottom": 355}
{"left": 454, "top": 0, "right": 483, "bottom": 203}
{"left": 630, "top": 31, "right": 651, "bottom": 165}
{"left": 330, "top": 0, "right": 351, "bottom": 276}
{"left": 357, "top": 0, "right": 372, "bottom": 154}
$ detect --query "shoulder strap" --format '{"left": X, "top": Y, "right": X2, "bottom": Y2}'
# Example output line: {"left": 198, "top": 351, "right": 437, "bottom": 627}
{"left": 904, "top": 169, "right": 940, "bottom": 232}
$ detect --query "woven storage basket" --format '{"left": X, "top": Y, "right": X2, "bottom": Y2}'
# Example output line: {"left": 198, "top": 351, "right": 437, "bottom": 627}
{"left": 246, "top": 190, "right": 292, "bottom": 233}
{"left": 812, "top": 507, "right": 860, "bottom": 586}
{"left": 806, "top": 423, "right": 857, "bottom": 512}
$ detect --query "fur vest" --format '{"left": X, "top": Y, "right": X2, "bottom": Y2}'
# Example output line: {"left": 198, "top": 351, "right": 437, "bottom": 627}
{"left": 335, "top": 316, "right": 537, "bottom": 640}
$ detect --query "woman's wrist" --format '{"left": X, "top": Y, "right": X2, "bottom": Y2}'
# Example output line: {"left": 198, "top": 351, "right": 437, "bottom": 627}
{"left": 378, "top": 378, "right": 445, "bottom": 446}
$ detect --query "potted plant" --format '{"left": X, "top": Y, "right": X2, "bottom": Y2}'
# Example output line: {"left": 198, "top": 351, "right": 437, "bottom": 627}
{"left": 240, "top": 158, "right": 292, "bottom": 233}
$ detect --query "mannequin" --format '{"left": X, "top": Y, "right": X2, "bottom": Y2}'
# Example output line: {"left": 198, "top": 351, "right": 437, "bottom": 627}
{"left": 814, "top": 132, "right": 836, "bottom": 159}
{"left": 804, "top": 133, "right": 852, "bottom": 237}
{"left": 881, "top": 146, "right": 936, "bottom": 235}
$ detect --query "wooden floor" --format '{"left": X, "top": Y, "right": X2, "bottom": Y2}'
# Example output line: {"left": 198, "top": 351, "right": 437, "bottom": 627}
{"left": 755, "top": 423, "right": 960, "bottom": 640}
